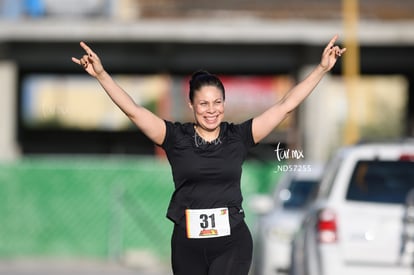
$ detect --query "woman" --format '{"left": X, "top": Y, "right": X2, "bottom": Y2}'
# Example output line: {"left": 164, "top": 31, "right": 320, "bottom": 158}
{"left": 72, "top": 36, "right": 345, "bottom": 275}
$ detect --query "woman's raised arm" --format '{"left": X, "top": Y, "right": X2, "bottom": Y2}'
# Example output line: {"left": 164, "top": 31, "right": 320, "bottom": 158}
{"left": 251, "top": 35, "right": 346, "bottom": 143}
{"left": 72, "top": 42, "right": 166, "bottom": 146}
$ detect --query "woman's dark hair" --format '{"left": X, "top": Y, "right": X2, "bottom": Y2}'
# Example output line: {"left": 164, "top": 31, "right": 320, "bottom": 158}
{"left": 189, "top": 70, "right": 225, "bottom": 103}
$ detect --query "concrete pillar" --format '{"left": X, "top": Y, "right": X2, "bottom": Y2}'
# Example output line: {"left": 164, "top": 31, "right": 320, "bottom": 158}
{"left": 0, "top": 61, "right": 20, "bottom": 160}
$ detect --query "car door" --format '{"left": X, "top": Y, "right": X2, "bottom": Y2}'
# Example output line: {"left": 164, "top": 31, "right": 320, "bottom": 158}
{"left": 338, "top": 160, "right": 414, "bottom": 267}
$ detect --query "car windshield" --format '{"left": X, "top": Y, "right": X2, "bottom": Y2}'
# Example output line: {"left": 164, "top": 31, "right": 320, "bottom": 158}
{"left": 346, "top": 160, "right": 414, "bottom": 204}
{"left": 282, "top": 179, "right": 319, "bottom": 209}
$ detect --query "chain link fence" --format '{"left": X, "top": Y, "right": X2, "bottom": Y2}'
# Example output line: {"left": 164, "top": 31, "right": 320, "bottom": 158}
{"left": 0, "top": 157, "right": 174, "bottom": 264}
{"left": 0, "top": 156, "right": 277, "bottom": 268}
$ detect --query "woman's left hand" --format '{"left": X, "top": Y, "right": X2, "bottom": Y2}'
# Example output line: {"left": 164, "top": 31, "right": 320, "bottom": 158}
{"left": 320, "top": 35, "right": 347, "bottom": 72}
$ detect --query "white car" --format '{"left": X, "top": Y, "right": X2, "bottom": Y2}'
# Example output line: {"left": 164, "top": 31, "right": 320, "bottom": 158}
{"left": 251, "top": 165, "right": 323, "bottom": 275}
{"left": 290, "top": 142, "right": 414, "bottom": 275}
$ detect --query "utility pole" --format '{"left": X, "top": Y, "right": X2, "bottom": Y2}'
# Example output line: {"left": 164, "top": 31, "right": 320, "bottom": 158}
{"left": 342, "top": 0, "right": 360, "bottom": 144}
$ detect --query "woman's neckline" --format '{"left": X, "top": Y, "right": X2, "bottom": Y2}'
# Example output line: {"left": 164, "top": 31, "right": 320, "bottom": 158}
{"left": 194, "top": 124, "right": 221, "bottom": 142}
{"left": 193, "top": 124, "right": 222, "bottom": 147}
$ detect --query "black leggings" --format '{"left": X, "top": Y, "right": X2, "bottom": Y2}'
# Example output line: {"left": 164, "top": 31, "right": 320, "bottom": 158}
{"left": 171, "top": 221, "right": 253, "bottom": 275}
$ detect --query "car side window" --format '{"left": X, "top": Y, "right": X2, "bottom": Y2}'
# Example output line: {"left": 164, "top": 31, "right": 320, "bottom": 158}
{"left": 282, "top": 179, "right": 319, "bottom": 209}
{"left": 346, "top": 160, "right": 414, "bottom": 204}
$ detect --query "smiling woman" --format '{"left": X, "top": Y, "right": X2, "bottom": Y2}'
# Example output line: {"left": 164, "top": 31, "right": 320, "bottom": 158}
{"left": 71, "top": 35, "right": 345, "bottom": 275}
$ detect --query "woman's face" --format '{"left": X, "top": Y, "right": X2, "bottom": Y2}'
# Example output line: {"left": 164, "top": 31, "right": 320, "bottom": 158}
{"left": 189, "top": 85, "right": 225, "bottom": 131}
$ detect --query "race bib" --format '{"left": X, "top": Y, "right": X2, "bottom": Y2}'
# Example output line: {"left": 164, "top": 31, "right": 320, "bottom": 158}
{"left": 185, "top": 207, "right": 231, "bottom": 239}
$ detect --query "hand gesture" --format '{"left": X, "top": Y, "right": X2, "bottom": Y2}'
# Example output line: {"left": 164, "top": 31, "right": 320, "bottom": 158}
{"left": 71, "top": 41, "right": 104, "bottom": 78}
{"left": 320, "top": 35, "right": 346, "bottom": 72}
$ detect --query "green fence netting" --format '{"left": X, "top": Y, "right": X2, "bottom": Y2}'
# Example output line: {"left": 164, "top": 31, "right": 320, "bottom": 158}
{"left": 0, "top": 157, "right": 278, "bottom": 264}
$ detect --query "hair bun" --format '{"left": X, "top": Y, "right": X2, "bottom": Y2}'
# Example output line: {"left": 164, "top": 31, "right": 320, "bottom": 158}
{"left": 190, "top": 70, "right": 210, "bottom": 82}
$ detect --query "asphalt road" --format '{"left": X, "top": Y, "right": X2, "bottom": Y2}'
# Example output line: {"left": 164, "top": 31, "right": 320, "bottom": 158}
{"left": 0, "top": 259, "right": 171, "bottom": 275}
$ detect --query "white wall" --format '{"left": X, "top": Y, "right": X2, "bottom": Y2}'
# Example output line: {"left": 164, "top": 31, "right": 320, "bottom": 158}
{"left": 298, "top": 66, "right": 347, "bottom": 163}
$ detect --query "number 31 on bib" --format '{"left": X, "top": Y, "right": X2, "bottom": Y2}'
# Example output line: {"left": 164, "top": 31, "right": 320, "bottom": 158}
{"left": 185, "top": 207, "right": 231, "bottom": 239}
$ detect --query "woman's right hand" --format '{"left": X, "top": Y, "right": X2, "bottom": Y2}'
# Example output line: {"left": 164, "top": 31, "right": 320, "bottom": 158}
{"left": 71, "top": 41, "right": 105, "bottom": 78}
